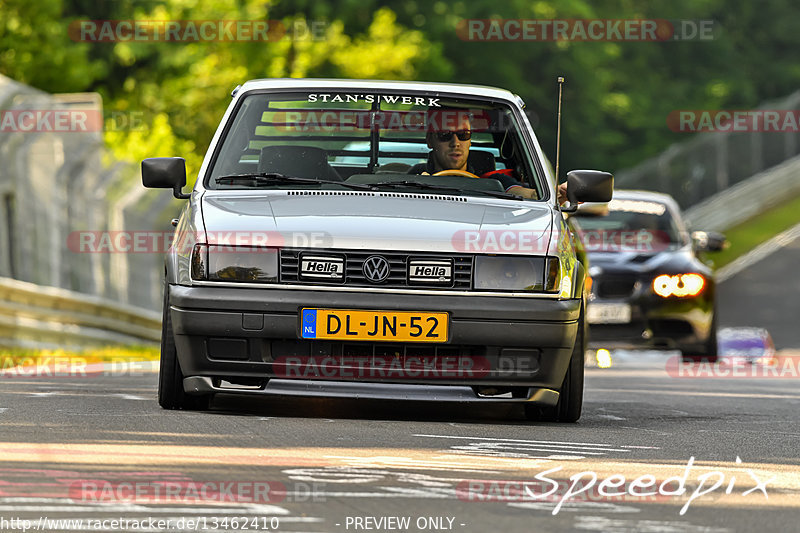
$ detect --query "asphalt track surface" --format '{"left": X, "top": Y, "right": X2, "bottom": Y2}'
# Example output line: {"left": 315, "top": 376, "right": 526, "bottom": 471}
{"left": 717, "top": 228, "right": 800, "bottom": 349}
{"left": 0, "top": 234, "right": 798, "bottom": 533}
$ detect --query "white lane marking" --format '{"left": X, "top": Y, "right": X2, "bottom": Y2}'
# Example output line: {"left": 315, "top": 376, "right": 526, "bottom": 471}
{"left": 595, "top": 389, "right": 800, "bottom": 400}
{"left": 716, "top": 220, "right": 800, "bottom": 283}
{"left": 509, "top": 501, "right": 641, "bottom": 514}
{"left": 415, "top": 434, "right": 615, "bottom": 447}
{"left": 26, "top": 392, "right": 148, "bottom": 400}
{"left": 284, "top": 467, "right": 481, "bottom": 488}
{"left": 116, "top": 394, "right": 148, "bottom": 400}
{"left": 455, "top": 441, "right": 628, "bottom": 453}
{"left": 449, "top": 442, "right": 621, "bottom": 453}
{"left": 0, "top": 408, "right": 7, "bottom": 413}
{"left": 322, "top": 456, "right": 501, "bottom": 473}
{"left": 444, "top": 448, "right": 590, "bottom": 460}
{"left": 449, "top": 445, "right": 604, "bottom": 455}
{"left": 596, "top": 414, "right": 627, "bottom": 421}
{"left": 574, "top": 515, "right": 732, "bottom": 532}
{"left": 414, "top": 434, "right": 650, "bottom": 460}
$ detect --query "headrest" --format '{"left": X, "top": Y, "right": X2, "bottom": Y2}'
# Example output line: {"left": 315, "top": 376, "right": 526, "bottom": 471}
{"left": 468, "top": 150, "right": 497, "bottom": 176}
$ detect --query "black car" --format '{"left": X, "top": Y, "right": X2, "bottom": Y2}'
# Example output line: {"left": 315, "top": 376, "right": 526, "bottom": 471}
{"left": 569, "top": 190, "right": 725, "bottom": 361}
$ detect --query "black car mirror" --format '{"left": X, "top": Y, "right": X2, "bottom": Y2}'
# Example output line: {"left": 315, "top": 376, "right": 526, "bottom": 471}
{"left": 142, "top": 157, "right": 190, "bottom": 199}
{"left": 561, "top": 170, "right": 614, "bottom": 213}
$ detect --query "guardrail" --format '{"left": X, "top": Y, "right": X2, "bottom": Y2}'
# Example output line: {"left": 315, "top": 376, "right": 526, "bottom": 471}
{"left": 616, "top": 90, "right": 800, "bottom": 215}
{"left": 684, "top": 154, "right": 800, "bottom": 231}
{"left": 0, "top": 276, "right": 160, "bottom": 350}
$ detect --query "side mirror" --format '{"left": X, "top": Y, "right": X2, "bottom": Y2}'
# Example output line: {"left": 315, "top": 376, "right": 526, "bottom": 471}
{"left": 142, "top": 157, "right": 189, "bottom": 199}
{"left": 691, "top": 230, "right": 729, "bottom": 252}
{"left": 562, "top": 170, "right": 614, "bottom": 213}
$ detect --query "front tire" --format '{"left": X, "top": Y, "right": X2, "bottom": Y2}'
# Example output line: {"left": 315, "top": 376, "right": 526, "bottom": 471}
{"left": 158, "top": 282, "right": 212, "bottom": 411}
{"left": 525, "top": 300, "right": 585, "bottom": 423}
{"left": 681, "top": 312, "right": 718, "bottom": 363}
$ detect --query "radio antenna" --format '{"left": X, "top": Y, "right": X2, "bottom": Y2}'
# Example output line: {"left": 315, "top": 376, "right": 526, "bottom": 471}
{"left": 555, "top": 76, "right": 565, "bottom": 188}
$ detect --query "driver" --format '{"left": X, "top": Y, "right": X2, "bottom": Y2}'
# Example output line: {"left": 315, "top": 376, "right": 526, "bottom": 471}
{"left": 409, "top": 109, "right": 568, "bottom": 203}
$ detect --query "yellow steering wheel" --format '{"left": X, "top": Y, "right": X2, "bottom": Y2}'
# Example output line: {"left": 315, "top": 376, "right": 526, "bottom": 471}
{"left": 432, "top": 169, "right": 481, "bottom": 179}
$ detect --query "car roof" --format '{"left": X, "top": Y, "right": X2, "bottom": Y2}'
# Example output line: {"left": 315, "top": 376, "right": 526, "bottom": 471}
{"left": 611, "top": 189, "right": 677, "bottom": 204}
{"left": 573, "top": 188, "right": 683, "bottom": 218}
{"left": 610, "top": 189, "right": 682, "bottom": 213}
{"left": 578, "top": 189, "right": 680, "bottom": 213}
{"left": 236, "top": 78, "right": 521, "bottom": 104}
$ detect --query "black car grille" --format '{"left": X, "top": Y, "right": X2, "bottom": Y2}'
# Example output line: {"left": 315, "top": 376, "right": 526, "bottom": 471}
{"left": 280, "top": 248, "right": 473, "bottom": 289}
{"left": 595, "top": 277, "right": 637, "bottom": 298}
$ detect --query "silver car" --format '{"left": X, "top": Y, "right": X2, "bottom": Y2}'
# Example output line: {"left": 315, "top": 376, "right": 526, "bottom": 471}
{"left": 142, "top": 78, "right": 612, "bottom": 422}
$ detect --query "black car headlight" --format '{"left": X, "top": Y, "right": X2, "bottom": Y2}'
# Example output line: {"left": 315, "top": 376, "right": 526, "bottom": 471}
{"left": 474, "top": 256, "right": 559, "bottom": 292}
{"left": 191, "top": 244, "right": 279, "bottom": 282}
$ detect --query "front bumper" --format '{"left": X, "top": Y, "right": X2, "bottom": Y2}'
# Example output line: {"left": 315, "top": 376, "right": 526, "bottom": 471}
{"left": 587, "top": 296, "right": 714, "bottom": 350}
{"left": 168, "top": 284, "right": 581, "bottom": 397}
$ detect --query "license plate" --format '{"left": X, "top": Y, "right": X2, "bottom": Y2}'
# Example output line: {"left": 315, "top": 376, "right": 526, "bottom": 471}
{"left": 587, "top": 303, "right": 632, "bottom": 324}
{"left": 300, "top": 309, "right": 449, "bottom": 342}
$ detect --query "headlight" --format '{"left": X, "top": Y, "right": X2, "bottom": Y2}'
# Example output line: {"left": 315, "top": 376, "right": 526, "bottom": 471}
{"left": 191, "top": 244, "right": 279, "bottom": 282}
{"left": 474, "top": 256, "right": 553, "bottom": 291}
{"left": 652, "top": 273, "right": 705, "bottom": 298}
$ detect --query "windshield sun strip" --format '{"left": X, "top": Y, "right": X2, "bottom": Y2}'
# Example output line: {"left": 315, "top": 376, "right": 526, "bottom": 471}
{"left": 204, "top": 89, "right": 545, "bottom": 193}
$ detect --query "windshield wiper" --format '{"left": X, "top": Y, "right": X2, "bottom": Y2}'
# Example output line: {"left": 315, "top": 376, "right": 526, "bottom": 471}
{"left": 365, "top": 180, "right": 521, "bottom": 200}
{"left": 215, "top": 172, "right": 373, "bottom": 191}
{"left": 366, "top": 180, "right": 459, "bottom": 192}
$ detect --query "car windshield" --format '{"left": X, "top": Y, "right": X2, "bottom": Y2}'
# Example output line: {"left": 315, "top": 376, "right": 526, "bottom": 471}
{"left": 571, "top": 198, "right": 683, "bottom": 248}
{"left": 205, "top": 90, "right": 543, "bottom": 199}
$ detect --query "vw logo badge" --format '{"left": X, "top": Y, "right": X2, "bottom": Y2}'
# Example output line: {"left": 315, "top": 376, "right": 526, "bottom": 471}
{"left": 362, "top": 255, "right": 390, "bottom": 283}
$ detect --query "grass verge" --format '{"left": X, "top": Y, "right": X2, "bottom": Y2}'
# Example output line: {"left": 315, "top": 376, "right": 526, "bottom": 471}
{"left": 703, "top": 193, "right": 800, "bottom": 270}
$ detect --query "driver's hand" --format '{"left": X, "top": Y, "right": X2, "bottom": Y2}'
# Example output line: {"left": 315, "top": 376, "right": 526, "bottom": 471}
{"left": 557, "top": 182, "right": 568, "bottom": 204}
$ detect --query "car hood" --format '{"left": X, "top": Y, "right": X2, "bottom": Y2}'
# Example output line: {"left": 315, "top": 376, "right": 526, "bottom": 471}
{"left": 586, "top": 246, "right": 710, "bottom": 275}
{"left": 199, "top": 191, "right": 553, "bottom": 253}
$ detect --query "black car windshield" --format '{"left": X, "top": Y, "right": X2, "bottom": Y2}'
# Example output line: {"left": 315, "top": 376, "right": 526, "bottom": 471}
{"left": 571, "top": 198, "right": 683, "bottom": 249}
{"left": 205, "top": 90, "right": 544, "bottom": 199}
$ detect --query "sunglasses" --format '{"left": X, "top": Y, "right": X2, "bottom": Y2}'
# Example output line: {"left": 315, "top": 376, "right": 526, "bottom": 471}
{"left": 434, "top": 130, "right": 472, "bottom": 142}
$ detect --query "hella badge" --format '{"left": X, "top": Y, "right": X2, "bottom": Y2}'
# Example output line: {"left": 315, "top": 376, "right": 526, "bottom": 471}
{"left": 408, "top": 258, "right": 453, "bottom": 285}
{"left": 300, "top": 255, "right": 344, "bottom": 280}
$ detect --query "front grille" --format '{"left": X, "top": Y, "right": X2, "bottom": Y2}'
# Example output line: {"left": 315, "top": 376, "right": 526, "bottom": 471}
{"left": 595, "top": 277, "right": 637, "bottom": 298}
{"left": 280, "top": 248, "right": 473, "bottom": 289}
